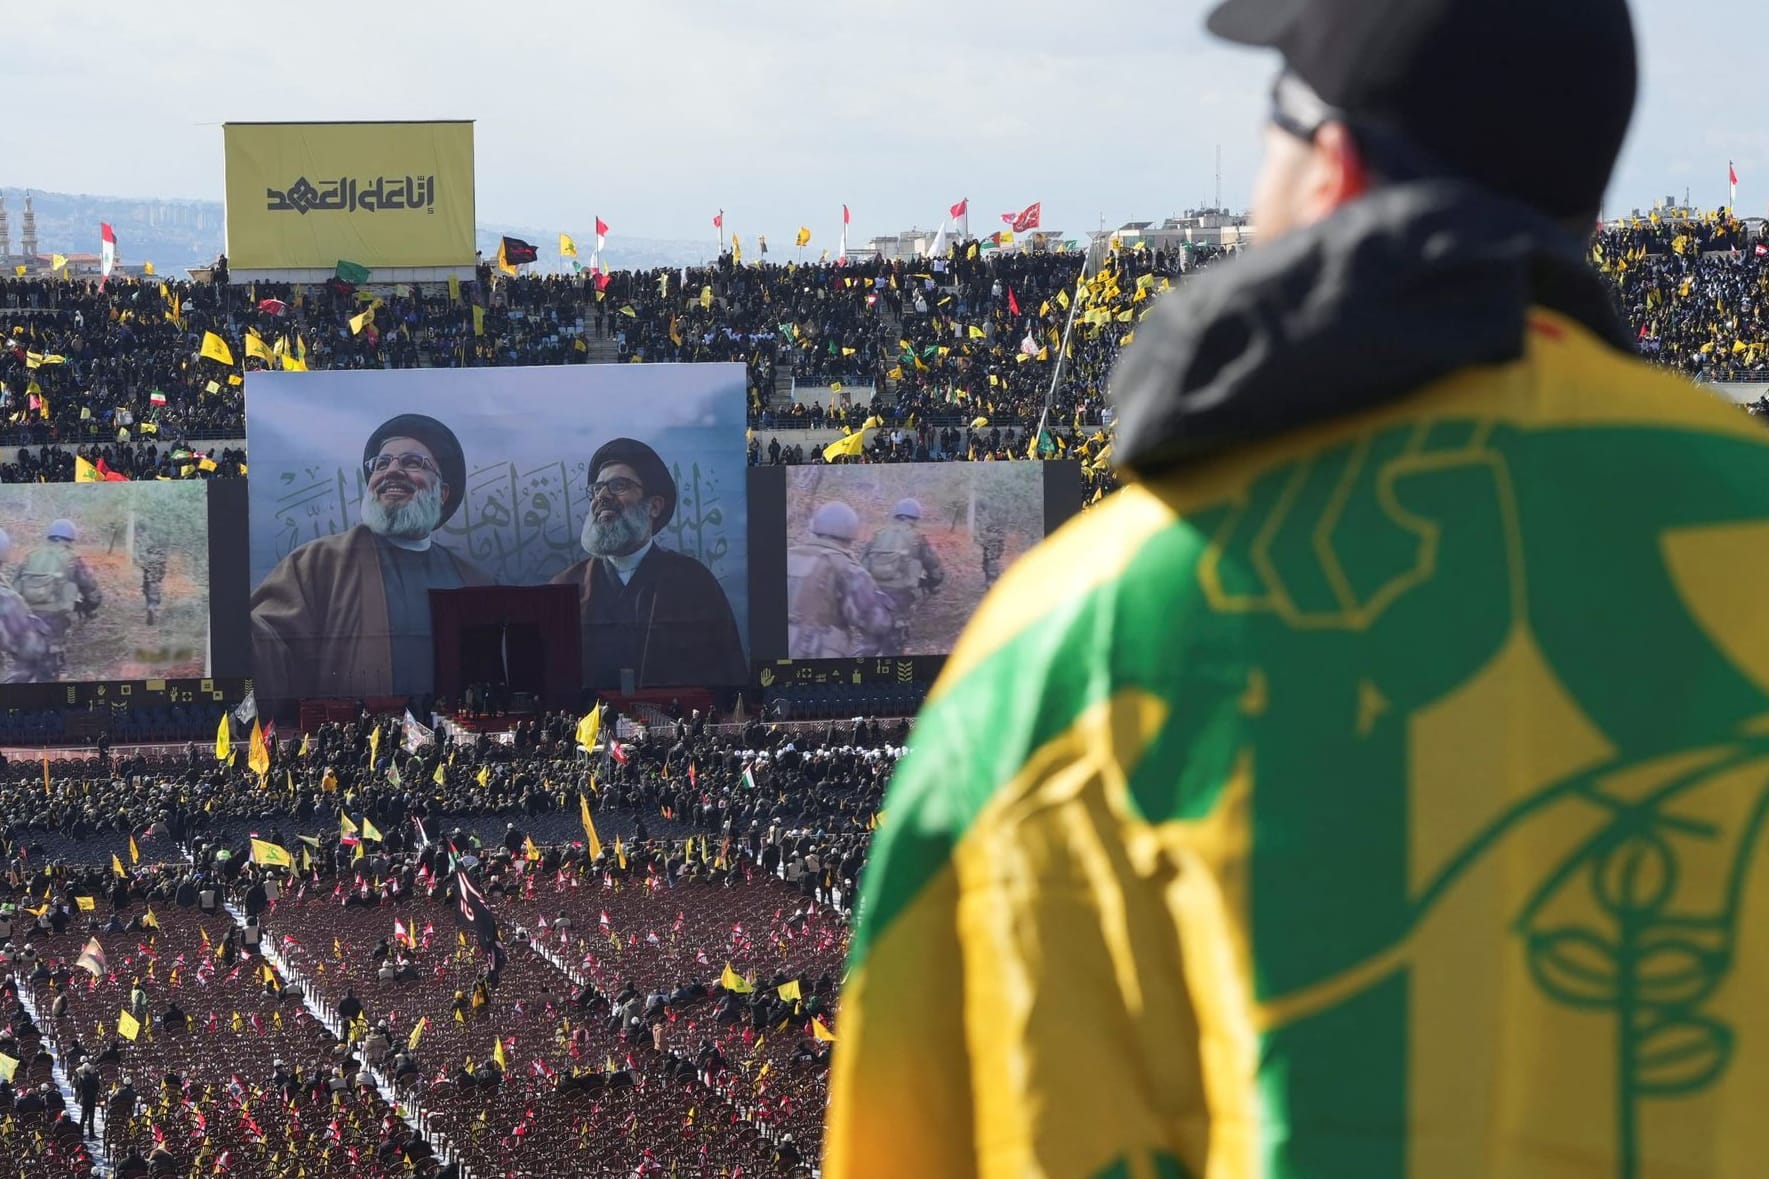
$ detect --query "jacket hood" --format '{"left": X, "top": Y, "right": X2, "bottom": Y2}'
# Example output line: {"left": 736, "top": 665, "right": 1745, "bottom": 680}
{"left": 1110, "top": 181, "right": 1632, "bottom": 479}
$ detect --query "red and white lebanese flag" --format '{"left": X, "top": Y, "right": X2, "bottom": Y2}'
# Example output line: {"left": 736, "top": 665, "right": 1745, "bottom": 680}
{"left": 950, "top": 197, "right": 968, "bottom": 220}
{"left": 839, "top": 204, "right": 851, "bottom": 265}
{"left": 100, "top": 223, "right": 117, "bottom": 277}
{"left": 595, "top": 217, "right": 610, "bottom": 253}
{"left": 712, "top": 210, "right": 724, "bottom": 229}
{"left": 1729, "top": 161, "right": 1739, "bottom": 204}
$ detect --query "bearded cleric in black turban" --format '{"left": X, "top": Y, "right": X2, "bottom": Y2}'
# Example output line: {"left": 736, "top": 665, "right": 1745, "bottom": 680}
{"left": 251, "top": 412, "right": 488, "bottom": 703}
{"left": 551, "top": 437, "right": 746, "bottom": 690}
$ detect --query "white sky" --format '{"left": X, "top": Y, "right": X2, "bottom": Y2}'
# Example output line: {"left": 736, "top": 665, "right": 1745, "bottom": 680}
{"left": 7, "top": 0, "right": 1765, "bottom": 244}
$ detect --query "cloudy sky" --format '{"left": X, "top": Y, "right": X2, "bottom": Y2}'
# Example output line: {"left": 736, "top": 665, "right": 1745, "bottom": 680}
{"left": 7, "top": 0, "right": 1763, "bottom": 245}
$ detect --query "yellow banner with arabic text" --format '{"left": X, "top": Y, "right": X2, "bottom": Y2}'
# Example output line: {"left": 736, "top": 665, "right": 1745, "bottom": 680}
{"left": 224, "top": 121, "right": 475, "bottom": 270}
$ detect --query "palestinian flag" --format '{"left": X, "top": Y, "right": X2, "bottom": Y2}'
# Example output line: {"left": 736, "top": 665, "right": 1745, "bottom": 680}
{"left": 500, "top": 236, "right": 539, "bottom": 265}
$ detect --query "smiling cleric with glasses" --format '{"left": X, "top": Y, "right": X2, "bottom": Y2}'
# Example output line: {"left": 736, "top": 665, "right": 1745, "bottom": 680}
{"left": 251, "top": 412, "right": 489, "bottom": 704}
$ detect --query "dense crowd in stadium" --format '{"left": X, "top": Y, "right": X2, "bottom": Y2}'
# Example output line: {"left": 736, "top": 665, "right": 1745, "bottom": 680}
{"left": 0, "top": 192, "right": 1764, "bottom": 1177}
{"left": 3, "top": 209, "right": 1759, "bottom": 489}
{"left": 0, "top": 706, "right": 887, "bottom": 1177}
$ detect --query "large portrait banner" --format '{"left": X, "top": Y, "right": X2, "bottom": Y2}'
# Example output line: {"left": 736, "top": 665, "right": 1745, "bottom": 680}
{"left": 246, "top": 364, "right": 749, "bottom": 703}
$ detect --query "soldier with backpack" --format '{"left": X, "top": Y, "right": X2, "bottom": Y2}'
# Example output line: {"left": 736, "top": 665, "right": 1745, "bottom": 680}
{"left": 0, "top": 527, "right": 55, "bottom": 682}
{"left": 860, "top": 499, "right": 943, "bottom": 646}
{"left": 786, "top": 502, "right": 895, "bottom": 659}
{"left": 16, "top": 519, "right": 102, "bottom": 658}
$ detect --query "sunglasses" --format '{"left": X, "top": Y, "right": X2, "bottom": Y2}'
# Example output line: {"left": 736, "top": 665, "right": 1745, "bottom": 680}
{"left": 1269, "top": 70, "right": 1341, "bottom": 143}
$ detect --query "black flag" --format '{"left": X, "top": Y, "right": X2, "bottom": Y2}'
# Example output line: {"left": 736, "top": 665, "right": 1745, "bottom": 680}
{"left": 499, "top": 236, "right": 538, "bottom": 265}
{"left": 453, "top": 866, "right": 499, "bottom": 952}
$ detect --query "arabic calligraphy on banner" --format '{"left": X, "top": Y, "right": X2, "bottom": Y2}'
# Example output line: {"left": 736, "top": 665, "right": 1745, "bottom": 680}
{"left": 266, "top": 175, "right": 437, "bottom": 215}
{"left": 224, "top": 121, "right": 474, "bottom": 269}
{"left": 267, "top": 458, "right": 735, "bottom": 589}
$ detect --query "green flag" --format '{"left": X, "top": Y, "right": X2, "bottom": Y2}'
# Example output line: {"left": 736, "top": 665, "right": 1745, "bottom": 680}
{"left": 335, "top": 259, "right": 371, "bottom": 285}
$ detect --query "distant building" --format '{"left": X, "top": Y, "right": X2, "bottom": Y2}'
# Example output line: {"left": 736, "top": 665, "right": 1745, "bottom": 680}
{"left": 1099, "top": 209, "right": 1256, "bottom": 254}
{"left": 0, "top": 190, "right": 42, "bottom": 275}
{"left": 859, "top": 227, "right": 1076, "bottom": 261}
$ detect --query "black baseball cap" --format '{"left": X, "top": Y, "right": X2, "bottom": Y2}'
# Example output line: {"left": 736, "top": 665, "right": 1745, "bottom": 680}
{"left": 1207, "top": 0, "right": 1637, "bottom": 220}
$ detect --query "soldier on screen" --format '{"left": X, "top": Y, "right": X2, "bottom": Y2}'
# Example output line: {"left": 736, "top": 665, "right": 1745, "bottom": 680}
{"left": 135, "top": 523, "right": 168, "bottom": 626}
{"left": 0, "top": 528, "right": 55, "bottom": 683}
{"left": 860, "top": 499, "right": 943, "bottom": 646}
{"left": 976, "top": 515, "right": 1008, "bottom": 590}
{"left": 15, "top": 519, "right": 102, "bottom": 674}
{"left": 787, "top": 502, "right": 895, "bottom": 659}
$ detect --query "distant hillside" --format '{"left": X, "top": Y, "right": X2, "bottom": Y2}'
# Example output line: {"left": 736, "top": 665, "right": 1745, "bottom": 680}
{"left": 0, "top": 187, "right": 716, "bottom": 272}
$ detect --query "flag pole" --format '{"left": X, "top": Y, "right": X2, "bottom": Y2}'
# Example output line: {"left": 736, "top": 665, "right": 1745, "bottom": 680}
{"left": 1033, "top": 248, "right": 1097, "bottom": 451}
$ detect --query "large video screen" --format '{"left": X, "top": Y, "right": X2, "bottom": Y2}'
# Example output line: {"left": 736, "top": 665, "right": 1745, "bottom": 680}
{"left": 0, "top": 482, "right": 211, "bottom": 683}
{"left": 781, "top": 463, "right": 1047, "bottom": 659}
{"left": 245, "top": 364, "right": 749, "bottom": 702}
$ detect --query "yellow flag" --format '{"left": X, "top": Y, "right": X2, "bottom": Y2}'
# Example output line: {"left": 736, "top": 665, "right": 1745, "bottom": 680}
{"left": 340, "top": 812, "right": 359, "bottom": 840}
{"left": 720, "top": 963, "right": 754, "bottom": 994}
{"left": 280, "top": 353, "right": 307, "bottom": 372}
{"left": 200, "top": 331, "right": 234, "bottom": 366}
{"left": 795, "top": 227, "right": 812, "bottom": 247}
{"left": 349, "top": 308, "right": 374, "bottom": 335}
{"left": 580, "top": 793, "right": 604, "bottom": 860}
{"left": 408, "top": 1017, "right": 426, "bottom": 1051}
{"left": 142, "top": 907, "right": 159, "bottom": 930}
{"left": 118, "top": 1008, "right": 144, "bottom": 1041}
{"left": 822, "top": 430, "right": 867, "bottom": 463}
{"left": 369, "top": 726, "right": 381, "bottom": 765}
{"left": 777, "top": 979, "right": 801, "bottom": 1003}
{"left": 811, "top": 1017, "right": 837, "bottom": 1043}
{"left": 492, "top": 1037, "right": 508, "bottom": 1071}
{"left": 74, "top": 456, "right": 100, "bottom": 483}
{"left": 248, "top": 719, "right": 270, "bottom": 777}
{"left": 472, "top": 305, "right": 485, "bottom": 336}
{"left": 245, "top": 331, "right": 274, "bottom": 363}
{"left": 559, "top": 233, "right": 577, "bottom": 258}
{"left": 615, "top": 835, "right": 627, "bottom": 870}
{"left": 129, "top": 834, "right": 141, "bottom": 864}
{"left": 250, "top": 839, "right": 293, "bottom": 869}
{"left": 433, "top": 762, "right": 446, "bottom": 786}
{"left": 112, "top": 854, "right": 127, "bottom": 879}
{"left": 215, "top": 714, "right": 232, "bottom": 762}
{"left": 0, "top": 1051, "right": 16, "bottom": 1082}
{"left": 76, "top": 895, "right": 96, "bottom": 912}
{"left": 361, "top": 817, "right": 383, "bottom": 843}
{"left": 477, "top": 765, "right": 490, "bottom": 788}
{"left": 576, "top": 707, "right": 601, "bottom": 751}
{"left": 144, "top": 261, "right": 155, "bottom": 275}
{"left": 51, "top": 253, "right": 68, "bottom": 271}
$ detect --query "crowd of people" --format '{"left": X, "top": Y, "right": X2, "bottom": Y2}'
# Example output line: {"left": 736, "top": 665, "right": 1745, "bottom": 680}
{"left": 1594, "top": 210, "right": 1769, "bottom": 379}
{"left": 3, "top": 220, "right": 1762, "bottom": 491}
{"left": 0, "top": 705, "right": 896, "bottom": 1176}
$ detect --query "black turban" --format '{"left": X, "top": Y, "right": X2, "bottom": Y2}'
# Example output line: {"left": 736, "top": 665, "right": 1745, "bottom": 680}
{"left": 364, "top": 413, "right": 467, "bottom": 525}
{"left": 590, "top": 438, "right": 676, "bottom": 531}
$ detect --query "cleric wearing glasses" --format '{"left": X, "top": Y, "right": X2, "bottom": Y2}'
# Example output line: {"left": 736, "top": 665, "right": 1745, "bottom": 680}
{"left": 551, "top": 437, "right": 746, "bottom": 691}
{"left": 250, "top": 413, "right": 488, "bottom": 702}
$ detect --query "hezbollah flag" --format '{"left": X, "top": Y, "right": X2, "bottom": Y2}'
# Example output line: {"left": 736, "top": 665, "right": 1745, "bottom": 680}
{"left": 214, "top": 714, "right": 232, "bottom": 763}
{"left": 247, "top": 719, "right": 270, "bottom": 777}
{"left": 580, "top": 793, "right": 604, "bottom": 860}
{"left": 825, "top": 313, "right": 1769, "bottom": 1179}
{"left": 576, "top": 706, "right": 601, "bottom": 752}
{"left": 250, "top": 839, "right": 293, "bottom": 869}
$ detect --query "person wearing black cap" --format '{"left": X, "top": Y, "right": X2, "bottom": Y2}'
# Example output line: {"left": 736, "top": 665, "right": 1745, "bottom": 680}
{"left": 250, "top": 413, "right": 489, "bottom": 702}
{"left": 828, "top": 2, "right": 1769, "bottom": 1177}
{"left": 551, "top": 437, "right": 746, "bottom": 690}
